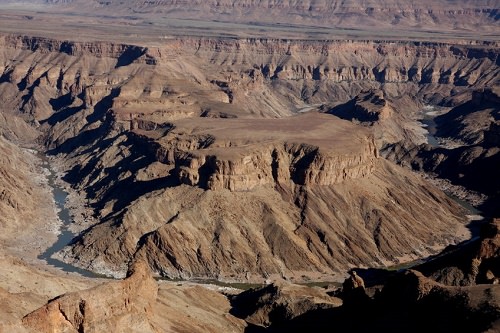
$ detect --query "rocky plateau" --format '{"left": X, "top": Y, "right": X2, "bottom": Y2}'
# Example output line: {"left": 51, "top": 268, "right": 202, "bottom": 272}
{"left": 0, "top": 1, "right": 498, "bottom": 332}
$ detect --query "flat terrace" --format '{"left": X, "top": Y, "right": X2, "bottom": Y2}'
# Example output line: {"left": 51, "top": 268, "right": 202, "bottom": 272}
{"left": 0, "top": 5, "right": 498, "bottom": 46}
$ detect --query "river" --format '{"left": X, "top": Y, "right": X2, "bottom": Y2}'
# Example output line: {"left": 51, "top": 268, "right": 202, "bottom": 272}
{"left": 420, "top": 105, "right": 441, "bottom": 147}
{"left": 37, "top": 155, "right": 97, "bottom": 277}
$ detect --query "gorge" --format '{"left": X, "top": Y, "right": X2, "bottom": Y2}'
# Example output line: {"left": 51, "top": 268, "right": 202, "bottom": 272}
{"left": 0, "top": 0, "right": 498, "bottom": 332}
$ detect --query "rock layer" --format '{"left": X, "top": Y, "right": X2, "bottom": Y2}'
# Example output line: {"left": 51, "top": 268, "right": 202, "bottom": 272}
{"left": 0, "top": 33, "right": 491, "bottom": 281}
{"left": 22, "top": 261, "right": 158, "bottom": 333}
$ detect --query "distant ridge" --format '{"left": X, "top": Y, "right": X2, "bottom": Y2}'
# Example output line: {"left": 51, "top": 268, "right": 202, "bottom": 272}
{"left": 1, "top": 0, "right": 498, "bottom": 33}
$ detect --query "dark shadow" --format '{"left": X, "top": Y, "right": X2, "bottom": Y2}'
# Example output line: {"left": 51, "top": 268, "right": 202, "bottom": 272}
{"left": 59, "top": 41, "right": 74, "bottom": 56}
{"left": 115, "top": 46, "right": 146, "bottom": 68}
{"left": 312, "top": 67, "right": 321, "bottom": 80}
{"left": 479, "top": 195, "right": 500, "bottom": 218}
{"left": 196, "top": 156, "right": 216, "bottom": 189}
{"left": 49, "top": 92, "right": 73, "bottom": 111}
{"left": 17, "top": 75, "right": 28, "bottom": 91}
{"left": 48, "top": 88, "right": 120, "bottom": 155}
{"left": 290, "top": 149, "right": 318, "bottom": 185}
{"left": 100, "top": 174, "right": 179, "bottom": 218}
{"left": 349, "top": 267, "right": 397, "bottom": 288}
{"left": 86, "top": 88, "right": 120, "bottom": 124}
{"left": 0, "top": 70, "right": 12, "bottom": 84}
{"left": 270, "top": 65, "right": 283, "bottom": 80}
{"left": 63, "top": 131, "right": 181, "bottom": 218}
{"left": 229, "top": 284, "right": 277, "bottom": 320}
{"left": 325, "top": 99, "right": 356, "bottom": 120}
{"left": 326, "top": 96, "right": 380, "bottom": 123}
{"left": 45, "top": 104, "right": 86, "bottom": 126}
{"left": 48, "top": 119, "right": 112, "bottom": 155}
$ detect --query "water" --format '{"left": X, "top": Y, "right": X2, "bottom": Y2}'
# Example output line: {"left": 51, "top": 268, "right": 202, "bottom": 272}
{"left": 38, "top": 156, "right": 96, "bottom": 277}
{"left": 421, "top": 117, "right": 440, "bottom": 147}
{"left": 419, "top": 105, "right": 441, "bottom": 147}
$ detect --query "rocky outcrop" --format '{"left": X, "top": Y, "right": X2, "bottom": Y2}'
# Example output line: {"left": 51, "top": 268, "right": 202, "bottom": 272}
{"left": 371, "top": 270, "right": 500, "bottom": 333}
{"left": 60, "top": 155, "right": 469, "bottom": 281}
{"left": 1, "top": 35, "right": 151, "bottom": 64}
{"left": 150, "top": 113, "right": 379, "bottom": 191}
{"left": 22, "top": 261, "right": 158, "bottom": 333}
{"left": 174, "top": 141, "right": 376, "bottom": 191}
{"left": 230, "top": 282, "right": 341, "bottom": 328}
{"left": 228, "top": 268, "right": 500, "bottom": 333}
{"left": 323, "top": 90, "right": 423, "bottom": 147}
{"left": 415, "top": 218, "right": 500, "bottom": 286}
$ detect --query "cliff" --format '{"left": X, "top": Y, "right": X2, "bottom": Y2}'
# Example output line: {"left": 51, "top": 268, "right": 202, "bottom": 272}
{"left": 22, "top": 261, "right": 158, "bottom": 333}
{"left": 0, "top": 33, "right": 490, "bottom": 281}
{"left": 1, "top": 34, "right": 498, "bottom": 123}
{"left": 149, "top": 113, "right": 378, "bottom": 191}
{"left": 20, "top": 261, "right": 246, "bottom": 333}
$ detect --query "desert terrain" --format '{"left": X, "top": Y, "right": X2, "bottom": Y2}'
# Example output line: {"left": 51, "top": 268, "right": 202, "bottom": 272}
{"left": 0, "top": 0, "right": 499, "bottom": 332}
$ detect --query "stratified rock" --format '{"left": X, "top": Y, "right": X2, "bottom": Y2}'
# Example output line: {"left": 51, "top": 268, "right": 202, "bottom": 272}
{"left": 64, "top": 114, "right": 469, "bottom": 281}
{"left": 0, "top": 32, "right": 494, "bottom": 281}
{"left": 22, "top": 261, "right": 158, "bottom": 333}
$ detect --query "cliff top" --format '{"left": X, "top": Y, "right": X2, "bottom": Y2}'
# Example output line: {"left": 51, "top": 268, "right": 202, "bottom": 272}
{"left": 160, "top": 112, "right": 374, "bottom": 158}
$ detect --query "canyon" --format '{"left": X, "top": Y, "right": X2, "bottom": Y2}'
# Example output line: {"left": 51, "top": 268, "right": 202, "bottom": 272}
{"left": 2, "top": 34, "right": 491, "bottom": 280}
{"left": 0, "top": 0, "right": 498, "bottom": 332}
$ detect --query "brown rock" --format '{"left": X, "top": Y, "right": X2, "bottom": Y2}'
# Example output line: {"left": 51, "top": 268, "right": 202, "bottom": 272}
{"left": 22, "top": 261, "right": 158, "bottom": 333}
{"left": 231, "top": 282, "right": 341, "bottom": 328}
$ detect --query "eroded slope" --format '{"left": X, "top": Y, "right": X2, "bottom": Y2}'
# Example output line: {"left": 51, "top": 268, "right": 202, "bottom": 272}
{"left": 0, "top": 34, "right": 496, "bottom": 281}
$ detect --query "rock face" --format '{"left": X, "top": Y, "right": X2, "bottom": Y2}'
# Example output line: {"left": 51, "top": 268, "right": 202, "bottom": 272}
{"left": 22, "top": 261, "right": 158, "bottom": 333}
{"left": 365, "top": 270, "right": 500, "bottom": 333}
{"left": 416, "top": 218, "right": 500, "bottom": 287}
{"left": 230, "top": 282, "right": 342, "bottom": 328}
{"left": 252, "top": 270, "right": 500, "bottom": 333}
{"left": 229, "top": 267, "right": 500, "bottom": 332}
{"left": 8, "top": 260, "right": 245, "bottom": 333}
{"left": 64, "top": 153, "right": 469, "bottom": 281}
{"left": 384, "top": 88, "right": 500, "bottom": 215}
{"left": 0, "top": 33, "right": 488, "bottom": 281}
{"left": 1, "top": 35, "right": 498, "bottom": 123}
{"left": 0, "top": 135, "right": 50, "bottom": 244}
{"left": 153, "top": 114, "right": 378, "bottom": 191}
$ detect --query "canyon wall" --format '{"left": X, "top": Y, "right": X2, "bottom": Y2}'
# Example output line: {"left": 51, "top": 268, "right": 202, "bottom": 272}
{"left": 0, "top": 34, "right": 497, "bottom": 281}
{"left": 1, "top": 35, "right": 498, "bottom": 122}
